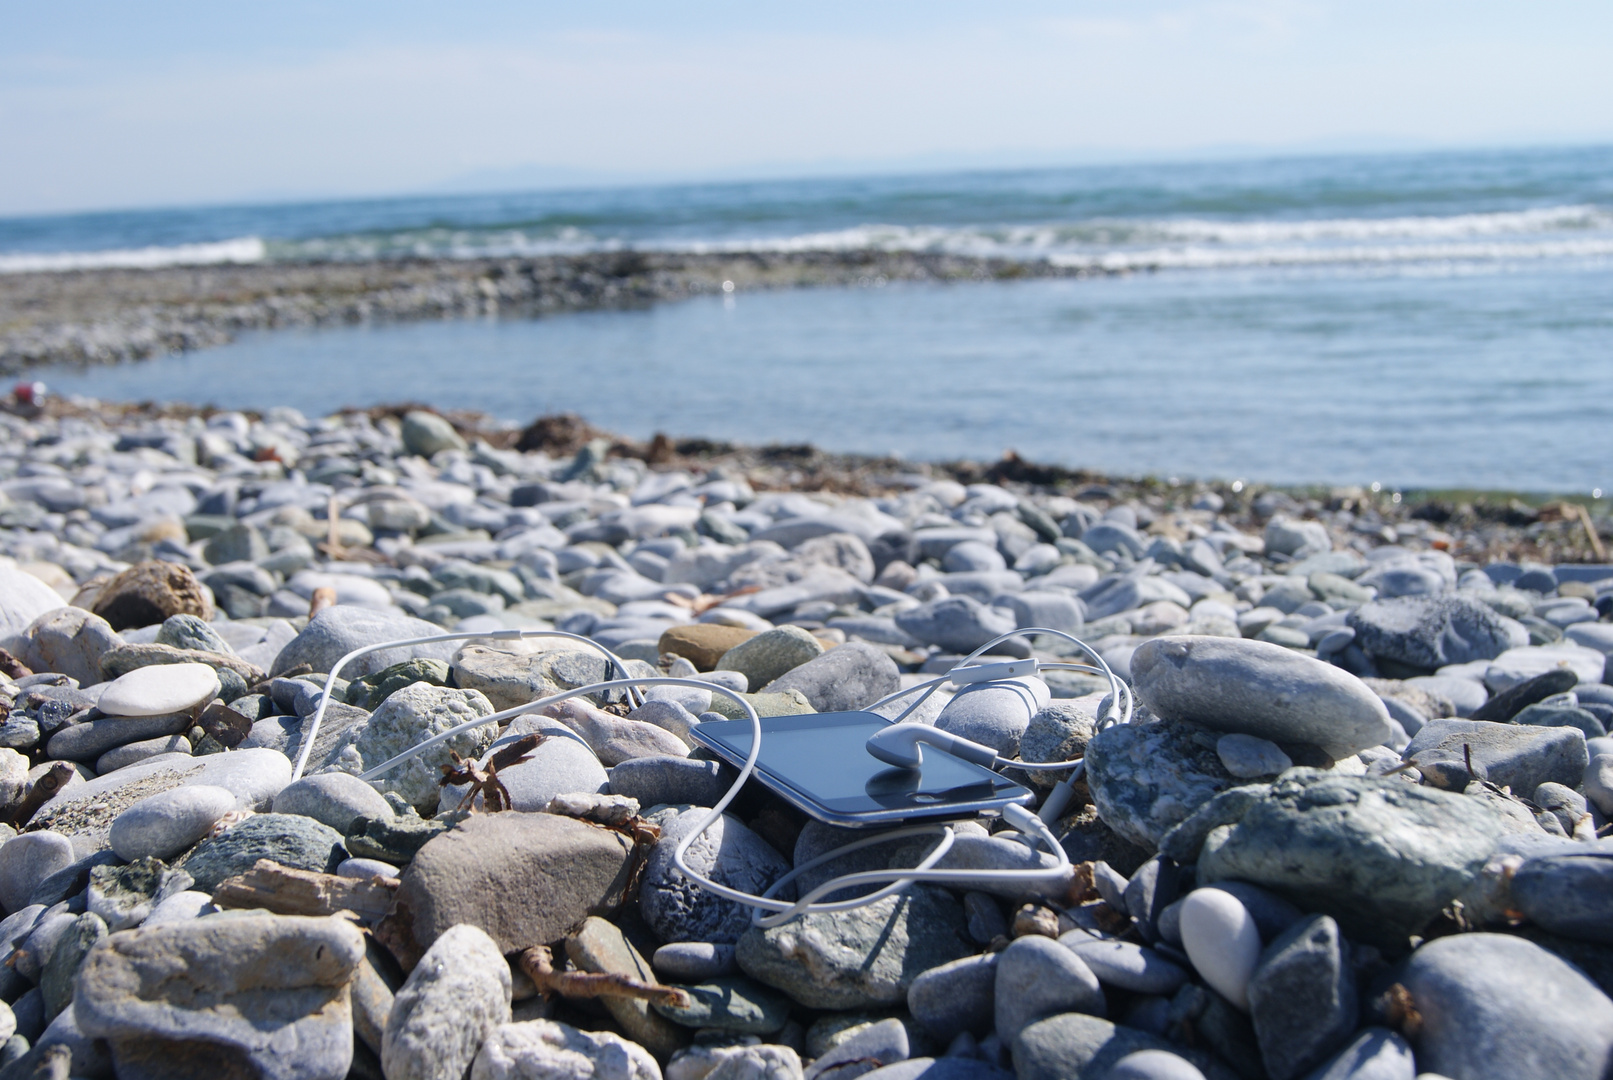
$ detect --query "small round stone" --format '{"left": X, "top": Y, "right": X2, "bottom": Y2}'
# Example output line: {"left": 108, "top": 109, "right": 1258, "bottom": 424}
{"left": 0, "top": 833, "right": 76, "bottom": 913}
{"left": 651, "top": 941, "right": 736, "bottom": 982}
{"left": 1215, "top": 733, "right": 1293, "bottom": 779}
{"left": 907, "top": 952, "right": 997, "bottom": 1039}
{"left": 935, "top": 677, "right": 1051, "bottom": 758}
{"left": 272, "top": 772, "right": 395, "bottom": 834}
{"left": 108, "top": 784, "right": 237, "bottom": 862}
{"left": 1130, "top": 636, "right": 1392, "bottom": 759}
{"left": 96, "top": 734, "right": 191, "bottom": 774}
{"left": 994, "top": 935, "right": 1105, "bottom": 1044}
{"left": 1063, "top": 937, "right": 1189, "bottom": 995}
{"left": 1400, "top": 933, "right": 1613, "bottom": 1080}
{"left": 1584, "top": 753, "right": 1613, "bottom": 818}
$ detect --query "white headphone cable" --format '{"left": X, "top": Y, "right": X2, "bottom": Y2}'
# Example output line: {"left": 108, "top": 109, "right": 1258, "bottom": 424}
{"left": 283, "top": 623, "right": 1125, "bottom": 921}
{"left": 290, "top": 627, "right": 646, "bottom": 784}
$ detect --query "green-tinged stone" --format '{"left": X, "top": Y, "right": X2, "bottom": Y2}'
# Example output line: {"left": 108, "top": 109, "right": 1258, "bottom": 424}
{"left": 345, "top": 659, "right": 453, "bottom": 711}
{"left": 716, "top": 626, "right": 825, "bottom": 692}
{"left": 87, "top": 857, "right": 189, "bottom": 931}
{"left": 1085, "top": 717, "right": 1239, "bottom": 851}
{"left": 1198, "top": 769, "right": 1509, "bottom": 949}
{"left": 180, "top": 814, "right": 347, "bottom": 891}
{"left": 42, "top": 913, "right": 107, "bottom": 1021}
{"left": 706, "top": 689, "right": 816, "bottom": 720}
{"left": 155, "top": 614, "right": 236, "bottom": 655}
{"left": 652, "top": 976, "right": 792, "bottom": 1034}
{"left": 736, "top": 885, "right": 972, "bottom": 1010}
{"left": 346, "top": 684, "right": 496, "bottom": 814}
{"left": 345, "top": 813, "right": 454, "bottom": 864}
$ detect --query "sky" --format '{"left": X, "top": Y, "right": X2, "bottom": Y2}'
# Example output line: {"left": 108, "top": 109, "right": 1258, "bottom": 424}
{"left": 3, "top": 1, "right": 1612, "bottom": 216}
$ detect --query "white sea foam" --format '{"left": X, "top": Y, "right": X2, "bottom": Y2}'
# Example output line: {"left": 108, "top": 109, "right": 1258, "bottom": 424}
{"left": 658, "top": 203, "right": 1613, "bottom": 266}
{"left": 280, "top": 226, "right": 616, "bottom": 262}
{"left": 0, "top": 236, "right": 266, "bottom": 274}
{"left": 1096, "top": 204, "right": 1613, "bottom": 244}
{"left": 1054, "top": 236, "right": 1613, "bottom": 272}
{"left": 677, "top": 205, "right": 1613, "bottom": 271}
{"left": 4, "top": 203, "right": 1610, "bottom": 275}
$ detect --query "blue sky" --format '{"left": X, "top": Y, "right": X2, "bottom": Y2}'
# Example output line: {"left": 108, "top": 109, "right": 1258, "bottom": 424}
{"left": 4, "top": 1, "right": 1612, "bottom": 215}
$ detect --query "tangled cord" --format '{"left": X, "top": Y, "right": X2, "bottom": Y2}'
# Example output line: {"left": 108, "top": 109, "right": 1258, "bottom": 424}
{"left": 863, "top": 626, "right": 1133, "bottom": 823}
{"left": 290, "top": 624, "right": 1131, "bottom": 924}
{"left": 291, "top": 627, "right": 645, "bottom": 784}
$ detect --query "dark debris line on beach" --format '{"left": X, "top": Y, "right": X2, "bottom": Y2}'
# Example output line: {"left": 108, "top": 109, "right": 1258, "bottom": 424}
{"left": 16, "top": 398, "right": 1613, "bottom": 570}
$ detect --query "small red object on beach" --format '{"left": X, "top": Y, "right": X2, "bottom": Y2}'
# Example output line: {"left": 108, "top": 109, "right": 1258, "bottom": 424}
{"left": 12, "top": 381, "right": 46, "bottom": 405}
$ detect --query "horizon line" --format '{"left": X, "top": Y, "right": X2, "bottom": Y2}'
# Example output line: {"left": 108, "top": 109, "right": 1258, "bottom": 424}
{"left": 3, "top": 135, "right": 1611, "bottom": 223}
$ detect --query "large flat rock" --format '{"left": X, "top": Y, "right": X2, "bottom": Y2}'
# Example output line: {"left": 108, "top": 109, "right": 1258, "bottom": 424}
{"left": 380, "top": 811, "right": 635, "bottom": 969}
{"left": 29, "top": 748, "right": 292, "bottom": 853}
{"left": 1198, "top": 769, "right": 1509, "bottom": 948}
{"left": 1131, "top": 636, "right": 1392, "bottom": 759}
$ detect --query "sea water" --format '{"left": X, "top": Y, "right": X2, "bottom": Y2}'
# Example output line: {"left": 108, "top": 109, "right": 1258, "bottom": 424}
{"left": 7, "top": 145, "right": 1612, "bottom": 492}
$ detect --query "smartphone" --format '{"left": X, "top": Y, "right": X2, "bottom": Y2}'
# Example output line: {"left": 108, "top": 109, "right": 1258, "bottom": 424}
{"left": 690, "top": 711, "right": 1036, "bottom": 827}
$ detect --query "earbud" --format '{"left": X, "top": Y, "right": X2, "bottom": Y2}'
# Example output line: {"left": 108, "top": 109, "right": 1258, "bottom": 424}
{"left": 865, "top": 724, "right": 1000, "bottom": 769}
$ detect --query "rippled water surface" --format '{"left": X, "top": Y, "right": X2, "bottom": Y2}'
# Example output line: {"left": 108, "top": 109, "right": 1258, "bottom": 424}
{"left": 37, "top": 258, "right": 1613, "bottom": 494}
{"left": 14, "top": 145, "right": 1613, "bottom": 492}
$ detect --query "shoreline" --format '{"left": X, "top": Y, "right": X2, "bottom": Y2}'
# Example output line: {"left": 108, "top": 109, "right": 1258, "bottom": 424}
{"left": 7, "top": 397, "right": 1610, "bottom": 568}
{"left": 0, "top": 250, "right": 1100, "bottom": 373}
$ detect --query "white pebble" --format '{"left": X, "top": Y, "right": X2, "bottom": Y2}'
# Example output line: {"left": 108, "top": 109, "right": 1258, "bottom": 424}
{"left": 1108, "top": 1049, "right": 1207, "bottom": 1080}
{"left": 1178, "top": 887, "right": 1263, "bottom": 1011}
{"left": 97, "top": 663, "right": 221, "bottom": 718}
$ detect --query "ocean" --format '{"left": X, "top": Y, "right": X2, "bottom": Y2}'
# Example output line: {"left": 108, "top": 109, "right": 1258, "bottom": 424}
{"left": 6, "top": 145, "right": 1613, "bottom": 493}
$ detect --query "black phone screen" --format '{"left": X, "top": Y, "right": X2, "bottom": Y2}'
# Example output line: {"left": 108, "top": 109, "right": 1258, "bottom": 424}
{"left": 691, "top": 711, "right": 1034, "bottom": 824}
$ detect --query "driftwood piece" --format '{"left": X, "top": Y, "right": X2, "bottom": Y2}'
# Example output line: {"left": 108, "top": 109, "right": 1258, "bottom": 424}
{"left": 8, "top": 762, "right": 75, "bottom": 829}
{"left": 195, "top": 701, "right": 254, "bottom": 749}
{"left": 212, "top": 859, "right": 398, "bottom": 921}
{"left": 439, "top": 732, "right": 549, "bottom": 813}
{"left": 0, "top": 648, "right": 32, "bottom": 680}
{"left": 1577, "top": 503, "right": 1608, "bottom": 561}
{"left": 517, "top": 945, "right": 689, "bottom": 1008}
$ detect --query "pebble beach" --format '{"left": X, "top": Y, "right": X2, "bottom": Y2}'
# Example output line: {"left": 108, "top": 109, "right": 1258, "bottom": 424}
{"left": 0, "top": 392, "right": 1609, "bottom": 1080}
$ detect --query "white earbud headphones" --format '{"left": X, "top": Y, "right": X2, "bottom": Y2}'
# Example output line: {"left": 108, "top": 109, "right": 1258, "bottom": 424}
{"left": 864, "top": 724, "right": 1000, "bottom": 769}
{"left": 293, "top": 624, "right": 1133, "bottom": 923}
